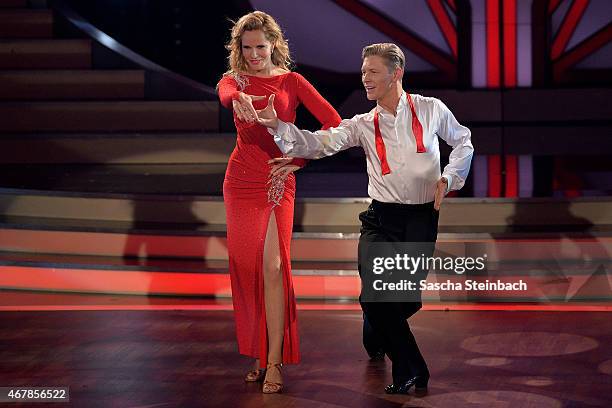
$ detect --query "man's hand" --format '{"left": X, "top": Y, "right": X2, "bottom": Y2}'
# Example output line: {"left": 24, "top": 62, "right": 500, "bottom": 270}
{"left": 434, "top": 177, "right": 448, "bottom": 211}
{"left": 232, "top": 92, "right": 265, "bottom": 123}
{"left": 256, "top": 94, "right": 279, "bottom": 130}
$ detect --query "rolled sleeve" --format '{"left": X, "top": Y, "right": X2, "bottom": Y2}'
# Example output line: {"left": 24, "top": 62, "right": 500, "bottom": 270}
{"left": 269, "top": 120, "right": 297, "bottom": 155}
{"left": 435, "top": 99, "right": 474, "bottom": 192}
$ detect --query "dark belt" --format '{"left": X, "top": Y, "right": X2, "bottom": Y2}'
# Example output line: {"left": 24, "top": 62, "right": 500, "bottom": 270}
{"left": 371, "top": 199, "right": 435, "bottom": 214}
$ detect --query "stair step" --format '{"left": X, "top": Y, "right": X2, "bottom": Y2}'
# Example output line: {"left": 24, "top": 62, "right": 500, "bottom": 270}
{"left": 0, "top": 162, "right": 369, "bottom": 196}
{"left": 0, "top": 164, "right": 228, "bottom": 193}
{"left": 0, "top": 163, "right": 362, "bottom": 195}
{"left": 1, "top": 203, "right": 612, "bottom": 261}
{"left": 0, "top": 251, "right": 357, "bottom": 273}
{"left": 0, "top": 190, "right": 366, "bottom": 226}
{"left": 0, "top": 222, "right": 352, "bottom": 261}
{"left": 0, "top": 133, "right": 235, "bottom": 164}
{"left": 4, "top": 214, "right": 612, "bottom": 237}
{"left": 0, "top": 252, "right": 608, "bottom": 301}
{"left": 0, "top": 251, "right": 607, "bottom": 276}
{"left": 0, "top": 39, "right": 91, "bottom": 69}
{"left": 0, "top": 70, "right": 145, "bottom": 100}
{"left": 1, "top": 222, "right": 611, "bottom": 261}
{"left": 0, "top": 9, "right": 53, "bottom": 38}
{"left": 3, "top": 223, "right": 612, "bottom": 261}
{"left": 1, "top": 189, "right": 610, "bottom": 229}
{"left": 0, "top": 101, "right": 219, "bottom": 132}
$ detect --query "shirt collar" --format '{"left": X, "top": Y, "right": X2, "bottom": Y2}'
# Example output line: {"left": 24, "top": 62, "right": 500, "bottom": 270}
{"left": 375, "top": 91, "right": 408, "bottom": 117}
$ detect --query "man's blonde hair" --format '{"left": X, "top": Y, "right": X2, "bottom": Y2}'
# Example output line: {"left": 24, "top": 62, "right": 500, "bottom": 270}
{"left": 362, "top": 43, "right": 405, "bottom": 73}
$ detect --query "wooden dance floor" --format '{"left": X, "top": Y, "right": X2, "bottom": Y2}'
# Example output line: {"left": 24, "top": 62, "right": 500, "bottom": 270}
{"left": 1, "top": 308, "right": 611, "bottom": 407}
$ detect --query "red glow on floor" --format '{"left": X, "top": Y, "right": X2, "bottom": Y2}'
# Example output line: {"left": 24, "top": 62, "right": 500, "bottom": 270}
{"left": 0, "top": 303, "right": 610, "bottom": 312}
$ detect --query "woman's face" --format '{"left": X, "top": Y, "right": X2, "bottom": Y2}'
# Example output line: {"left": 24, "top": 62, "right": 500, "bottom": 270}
{"left": 241, "top": 29, "right": 274, "bottom": 73}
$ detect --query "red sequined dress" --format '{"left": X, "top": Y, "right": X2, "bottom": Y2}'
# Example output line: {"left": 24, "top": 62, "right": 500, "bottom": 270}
{"left": 217, "top": 72, "right": 341, "bottom": 366}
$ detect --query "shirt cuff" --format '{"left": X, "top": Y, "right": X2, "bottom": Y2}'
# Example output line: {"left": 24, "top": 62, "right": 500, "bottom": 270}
{"left": 442, "top": 175, "right": 453, "bottom": 194}
{"left": 268, "top": 120, "right": 296, "bottom": 155}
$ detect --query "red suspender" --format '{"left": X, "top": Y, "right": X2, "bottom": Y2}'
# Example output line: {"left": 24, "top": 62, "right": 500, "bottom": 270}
{"left": 373, "top": 110, "right": 391, "bottom": 175}
{"left": 373, "top": 94, "right": 426, "bottom": 176}
{"left": 407, "top": 93, "right": 426, "bottom": 153}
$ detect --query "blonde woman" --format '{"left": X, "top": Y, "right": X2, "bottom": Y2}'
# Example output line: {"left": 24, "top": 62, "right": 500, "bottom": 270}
{"left": 217, "top": 11, "right": 341, "bottom": 393}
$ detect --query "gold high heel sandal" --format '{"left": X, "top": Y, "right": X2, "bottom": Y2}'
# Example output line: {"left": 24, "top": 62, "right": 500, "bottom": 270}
{"left": 244, "top": 368, "right": 266, "bottom": 382}
{"left": 262, "top": 363, "right": 283, "bottom": 394}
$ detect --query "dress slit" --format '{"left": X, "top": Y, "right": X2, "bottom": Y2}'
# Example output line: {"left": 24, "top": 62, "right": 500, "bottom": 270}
{"left": 257, "top": 207, "right": 294, "bottom": 369}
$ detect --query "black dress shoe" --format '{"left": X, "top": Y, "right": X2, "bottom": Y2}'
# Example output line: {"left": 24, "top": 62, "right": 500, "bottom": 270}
{"left": 368, "top": 350, "right": 385, "bottom": 361}
{"left": 384, "top": 376, "right": 429, "bottom": 396}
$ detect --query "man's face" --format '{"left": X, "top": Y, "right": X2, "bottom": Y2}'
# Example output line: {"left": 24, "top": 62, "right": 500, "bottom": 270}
{"left": 361, "top": 55, "right": 398, "bottom": 101}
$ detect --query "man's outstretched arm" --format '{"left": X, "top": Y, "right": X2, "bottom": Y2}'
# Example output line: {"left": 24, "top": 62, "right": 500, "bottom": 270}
{"left": 257, "top": 94, "right": 361, "bottom": 159}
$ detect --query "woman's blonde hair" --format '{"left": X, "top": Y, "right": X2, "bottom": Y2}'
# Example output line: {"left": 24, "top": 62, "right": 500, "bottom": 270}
{"left": 224, "top": 11, "right": 292, "bottom": 77}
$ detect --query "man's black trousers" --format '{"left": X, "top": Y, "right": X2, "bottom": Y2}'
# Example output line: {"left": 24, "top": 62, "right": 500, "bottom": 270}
{"left": 359, "top": 199, "right": 439, "bottom": 384}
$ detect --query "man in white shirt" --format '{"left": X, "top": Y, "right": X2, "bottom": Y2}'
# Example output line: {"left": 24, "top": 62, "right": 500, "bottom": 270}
{"left": 256, "top": 43, "right": 473, "bottom": 396}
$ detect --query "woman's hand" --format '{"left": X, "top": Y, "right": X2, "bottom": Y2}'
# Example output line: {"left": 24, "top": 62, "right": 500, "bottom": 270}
{"left": 232, "top": 92, "right": 265, "bottom": 123}
{"left": 256, "top": 94, "right": 279, "bottom": 130}
{"left": 268, "top": 157, "right": 299, "bottom": 181}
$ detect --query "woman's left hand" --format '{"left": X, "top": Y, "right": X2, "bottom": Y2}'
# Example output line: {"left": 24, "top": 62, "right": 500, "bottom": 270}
{"left": 268, "top": 157, "right": 299, "bottom": 181}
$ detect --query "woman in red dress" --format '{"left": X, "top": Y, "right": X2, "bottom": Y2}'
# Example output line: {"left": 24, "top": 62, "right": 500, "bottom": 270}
{"left": 216, "top": 11, "right": 341, "bottom": 393}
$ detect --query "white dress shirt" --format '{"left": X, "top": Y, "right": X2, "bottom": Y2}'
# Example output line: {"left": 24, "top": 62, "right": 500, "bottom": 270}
{"left": 272, "top": 92, "right": 474, "bottom": 204}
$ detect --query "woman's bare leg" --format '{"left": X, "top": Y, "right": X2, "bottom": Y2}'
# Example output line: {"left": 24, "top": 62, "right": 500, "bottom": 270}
{"left": 262, "top": 212, "right": 285, "bottom": 385}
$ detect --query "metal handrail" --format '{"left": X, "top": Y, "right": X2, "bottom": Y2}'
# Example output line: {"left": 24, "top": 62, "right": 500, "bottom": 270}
{"left": 50, "top": 0, "right": 217, "bottom": 99}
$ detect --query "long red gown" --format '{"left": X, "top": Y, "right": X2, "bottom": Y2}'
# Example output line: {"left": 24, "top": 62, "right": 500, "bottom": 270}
{"left": 217, "top": 72, "right": 341, "bottom": 367}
